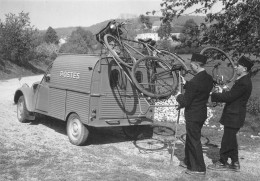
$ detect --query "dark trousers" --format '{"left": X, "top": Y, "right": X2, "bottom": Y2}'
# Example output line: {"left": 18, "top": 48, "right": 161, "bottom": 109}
{"left": 219, "top": 126, "right": 240, "bottom": 163}
{"left": 184, "top": 121, "right": 206, "bottom": 172}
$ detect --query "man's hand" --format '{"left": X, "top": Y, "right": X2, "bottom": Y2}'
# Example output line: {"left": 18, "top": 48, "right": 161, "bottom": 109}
{"left": 180, "top": 75, "right": 186, "bottom": 85}
{"left": 175, "top": 91, "right": 182, "bottom": 97}
{"left": 214, "top": 85, "right": 223, "bottom": 93}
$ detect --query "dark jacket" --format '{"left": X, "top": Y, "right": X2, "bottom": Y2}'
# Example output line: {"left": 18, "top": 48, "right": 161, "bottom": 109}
{"left": 211, "top": 74, "right": 252, "bottom": 128}
{"left": 176, "top": 70, "right": 213, "bottom": 123}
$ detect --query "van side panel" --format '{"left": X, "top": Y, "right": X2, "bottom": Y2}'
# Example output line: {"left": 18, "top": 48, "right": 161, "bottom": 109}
{"left": 50, "top": 55, "right": 99, "bottom": 94}
{"left": 50, "top": 55, "right": 99, "bottom": 122}
{"left": 48, "top": 88, "right": 66, "bottom": 120}
{"left": 66, "top": 91, "right": 89, "bottom": 124}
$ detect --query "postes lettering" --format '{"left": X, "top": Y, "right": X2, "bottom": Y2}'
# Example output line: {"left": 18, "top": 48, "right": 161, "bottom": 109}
{"left": 60, "top": 71, "right": 80, "bottom": 79}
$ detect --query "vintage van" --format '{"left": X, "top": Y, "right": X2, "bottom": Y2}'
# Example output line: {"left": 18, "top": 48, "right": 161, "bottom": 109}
{"left": 14, "top": 54, "right": 154, "bottom": 145}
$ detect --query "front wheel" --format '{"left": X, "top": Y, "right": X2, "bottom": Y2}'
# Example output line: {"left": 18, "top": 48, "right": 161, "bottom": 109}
{"left": 66, "top": 113, "right": 89, "bottom": 146}
{"left": 17, "top": 95, "right": 29, "bottom": 123}
{"left": 131, "top": 56, "right": 177, "bottom": 98}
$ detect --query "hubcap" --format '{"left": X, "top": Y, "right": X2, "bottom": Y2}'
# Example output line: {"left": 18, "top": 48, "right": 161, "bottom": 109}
{"left": 70, "top": 119, "right": 80, "bottom": 139}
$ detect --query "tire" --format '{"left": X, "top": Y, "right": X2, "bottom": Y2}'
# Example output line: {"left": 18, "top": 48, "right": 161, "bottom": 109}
{"left": 200, "top": 47, "right": 236, "bottom": 84}
{"left": 122, "top": 125, "right": 153, "bottom": 140}
{"left": 180, "top": 133, "right": 210, "bottom": 146}
{"left": 66, "top": 113, "right": 89, "bottom": 146}
{"left": 131, "top": 56, "right": 177, "bottom": 98}
{"left": 17, "top": 95, "right": 29, "bottom": 123}
{"left": 104, "top": 34, "right": 135, "bottom": 68}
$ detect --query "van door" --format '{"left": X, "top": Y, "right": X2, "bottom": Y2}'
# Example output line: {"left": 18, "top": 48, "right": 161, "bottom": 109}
{"left": 125, "top": 67, "right": 150, "bottom": 119}
{"left": 99, "top": 61, "right": 126, "bottom": 120}
{"left": 35, "top": 74, "right": 50, "bottom": 113}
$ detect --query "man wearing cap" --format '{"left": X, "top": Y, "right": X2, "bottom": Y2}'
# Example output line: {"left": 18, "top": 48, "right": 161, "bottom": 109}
{"left": 207, "top": 56, "right": 253, "bottom": 172}
{"left": 176, "top": 53, "right": 213, "bottom": 176}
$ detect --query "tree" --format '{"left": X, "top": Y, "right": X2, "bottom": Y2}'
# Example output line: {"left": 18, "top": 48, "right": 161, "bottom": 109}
{"left": 139, "top": 14, "right": 152, "bottom": 32}
{"left": 59, "top": 27, "right": 97, "bottom": 54}
{"left": 157, "top": 21, "right": 173, "bottom": 39}
{"left": 0, "top": 12, "right": 38, "bottom": 65}
{"left": 179, "top": 19, "right": 200, "bottom": 47}
{"left": 157, "top": 0, "right": 260, "bottom": 62}
{"left": 44, "top": 26, "right": 59, "bottom": 44}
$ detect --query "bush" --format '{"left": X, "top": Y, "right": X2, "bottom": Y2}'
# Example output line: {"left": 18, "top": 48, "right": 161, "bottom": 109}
{"left": 247, "top": 96, "right": 260, "bottom": 115}
{"left": 35, "top": 42, "right": 58, "bottom": 63}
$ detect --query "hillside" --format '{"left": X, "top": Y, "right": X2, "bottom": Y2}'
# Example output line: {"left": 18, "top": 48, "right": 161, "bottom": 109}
{"left": 54, "top": 15, "right": 206, "bottom": 38}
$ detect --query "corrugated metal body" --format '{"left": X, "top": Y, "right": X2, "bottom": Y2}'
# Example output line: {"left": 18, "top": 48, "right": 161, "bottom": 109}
{"left": 98, "top": 58, "right": 126, "bottom": 120}
{"left": 48, "top": 88, "right": 66, "bottom": 120}
{"left": 50, "top": 54, "right": 99, "bottom": 93}
{"left": 125, "top": 66, "right": 151, "bottom": 118}
{"left": 66, "top": 91, "right": 89, "bottom": 124}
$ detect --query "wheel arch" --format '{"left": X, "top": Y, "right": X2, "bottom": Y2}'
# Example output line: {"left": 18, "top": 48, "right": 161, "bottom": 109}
{"left": 14, "top": 86, "right": 35, "bottom": 112}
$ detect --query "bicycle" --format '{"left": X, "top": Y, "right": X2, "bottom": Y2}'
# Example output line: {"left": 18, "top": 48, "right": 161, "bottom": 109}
{"left": 96, "top": 20, "right": 187, "bottom": 69}
{"left": 131, "top": 46, "right": 236, "bottom": 98}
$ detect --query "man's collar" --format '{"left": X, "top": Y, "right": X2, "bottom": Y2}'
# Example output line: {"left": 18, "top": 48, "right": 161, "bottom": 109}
{"left": 236, "top": 73, "right": 248, "bottom": 80}
{"left": 196, "top": 68, "right": 205, "bottom": 74}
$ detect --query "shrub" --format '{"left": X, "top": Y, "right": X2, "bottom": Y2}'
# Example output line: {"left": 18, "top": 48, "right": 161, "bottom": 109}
{"left": 247, "top": 96, "right": 260, "bottom": 115}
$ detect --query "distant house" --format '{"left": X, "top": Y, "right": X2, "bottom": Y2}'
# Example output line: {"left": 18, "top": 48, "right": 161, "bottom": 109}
{"left": 152, "top": 21, "right": 161, "bottom": 31}
{"left": 59, "top": 37, "right": 67, "bottom": 45}
{"left": 135, "top": 33, "right": 160, "bottom": 41}
{"left": 170, "top": 33, "right": 181, "bottom": 39}
{"left": 135, "top": 32, "right": 182, "bottom": 47}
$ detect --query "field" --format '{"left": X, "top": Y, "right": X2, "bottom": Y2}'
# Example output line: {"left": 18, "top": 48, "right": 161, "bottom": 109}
{"left": 0, "top": 53, "right": 260, "bottom": 180}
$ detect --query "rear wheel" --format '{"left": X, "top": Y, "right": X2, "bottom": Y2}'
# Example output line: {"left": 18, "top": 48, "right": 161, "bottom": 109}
{"left": 66, "top": 113, "right": 89, "bottom": 146}
{"left": 17, "top": 95, "right": 28, "bottom": 123}
{"left": 131, "top": 56, "right": 177, "bottom": 98}
{"left": 200, "top": 47, "right": 236, "bottom": 84}
{"left": 104, "top": 34, "right": 135, "bottom": 68}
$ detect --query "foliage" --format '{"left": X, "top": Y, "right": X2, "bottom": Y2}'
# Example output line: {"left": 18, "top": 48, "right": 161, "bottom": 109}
{"left": 0, "top": 12, "right": 38, "bottom": 65}
{"left": 157, "top": 0, "right": 260, "bottom": 61}
{"left": 157, "top": 21, "right": 172, "bottom": 39}
{"left": 59, "top": 27, "right": 97, "bottom": 54}
{"left": 44, "top": 26, "right": 59, "bottom": 44}
{"left": 247, "top": 96, "right": 260, "bottom": 115}
{"left": 138, "top": 15, "right": 152, "bottom": 32}
{"left": 35, "top": 42, "right": 58, "bottom": 62}
{"left": 178, "top": 19, "right": 200, "bottom": 48}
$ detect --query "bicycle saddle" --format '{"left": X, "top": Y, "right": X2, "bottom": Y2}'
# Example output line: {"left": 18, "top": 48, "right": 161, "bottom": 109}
{"left": 138, "top": 38, "right": 153, "bottom": 43}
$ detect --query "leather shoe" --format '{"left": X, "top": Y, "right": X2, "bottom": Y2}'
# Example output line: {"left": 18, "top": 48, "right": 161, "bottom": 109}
{"left": 229, "top": 161, "right": 240, "bottom": 172}
{"left": 184, "top": 169, "right": 206, "bottom": 176}
{"left": 179, "top": 161, "right": 187, "bottom": 168}
{"left": 207, "top": 161, "right": 230, "bottom": 171}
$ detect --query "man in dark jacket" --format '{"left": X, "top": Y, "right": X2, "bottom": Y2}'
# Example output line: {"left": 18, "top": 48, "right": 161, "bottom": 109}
{"left": 176, "top": 53, "right": 213, "bottom": 176}
{"left": 207, "top": 56, "right": 253, "bottom": 172}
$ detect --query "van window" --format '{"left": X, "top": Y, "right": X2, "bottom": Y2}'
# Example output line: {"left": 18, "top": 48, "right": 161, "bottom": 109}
{"left": 110, "top": 69, "right": 120, "bottom": 89}
{"left": 135, "top": 71, "right": 143, "bottom": 83}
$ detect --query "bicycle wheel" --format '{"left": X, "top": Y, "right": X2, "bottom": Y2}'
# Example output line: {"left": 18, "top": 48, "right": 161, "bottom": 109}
{"left": 157, "top": 50, "right": 188, "bottom": 70}
{"left": 200, "top": 47, "right": 236, "bottom": 84}
{"left": 180, "top": 133, "right": 210, "bottom": 146}
{"left": 133, "top": 138, "right": 167, "bottom": 151}
{"left": 131, "top": 56, "right": 178, "bottom": 98}
{"left": 104, "top": 34, "right": 134, "bottom": 68}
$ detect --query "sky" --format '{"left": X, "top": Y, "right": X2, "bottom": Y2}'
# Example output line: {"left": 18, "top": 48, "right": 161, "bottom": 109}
{"left": 0, "top": 0, "right": 223, "bottom": 30}
{"left": 0, "top": 0, "right": 163, "bottom": 30}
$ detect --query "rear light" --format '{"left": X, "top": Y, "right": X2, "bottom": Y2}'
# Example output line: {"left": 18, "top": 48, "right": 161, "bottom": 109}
{"left": 91, "top": 109, "right": 97, "bottom": 120}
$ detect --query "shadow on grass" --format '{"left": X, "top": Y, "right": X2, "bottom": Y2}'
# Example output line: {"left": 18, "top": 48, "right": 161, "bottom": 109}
{"left": 29, "top": 114, "right": 132, "bottom": 145}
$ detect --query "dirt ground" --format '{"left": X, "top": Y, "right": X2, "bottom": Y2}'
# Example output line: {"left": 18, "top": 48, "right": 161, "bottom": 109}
{"left": 1, "top": 75, "right": 260, "bottom": 181}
